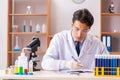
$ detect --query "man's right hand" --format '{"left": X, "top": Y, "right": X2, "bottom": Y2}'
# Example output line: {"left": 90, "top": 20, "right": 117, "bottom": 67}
{"left": 65, "top": 60, "right": 83, "bottom": 69}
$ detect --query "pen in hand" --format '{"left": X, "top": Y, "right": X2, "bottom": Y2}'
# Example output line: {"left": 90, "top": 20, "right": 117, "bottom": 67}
{"left": 72, "top": 56, "right": 79, "bottom": 62}
{"left": 72, "top": 56, "right": 83, "bottom": 67}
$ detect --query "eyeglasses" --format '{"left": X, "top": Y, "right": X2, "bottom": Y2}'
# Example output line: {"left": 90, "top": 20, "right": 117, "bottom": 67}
{"left": 72, "top": 26, "right": 89, "bottom": 33}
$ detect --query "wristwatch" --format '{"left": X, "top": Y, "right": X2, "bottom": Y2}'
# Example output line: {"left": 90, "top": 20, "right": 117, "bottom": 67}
{"left": 72, "top": 0, "right": 86, "bottom": 4}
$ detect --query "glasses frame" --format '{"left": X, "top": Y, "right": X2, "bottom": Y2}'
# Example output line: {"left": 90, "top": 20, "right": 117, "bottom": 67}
{"left": 72, "top": 25, "right": 90, "bottom": 34}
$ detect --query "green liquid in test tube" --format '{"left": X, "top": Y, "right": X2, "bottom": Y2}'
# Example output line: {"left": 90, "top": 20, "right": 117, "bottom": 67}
{"left": 19, "top": 66, "right": 23, "bottom": 75}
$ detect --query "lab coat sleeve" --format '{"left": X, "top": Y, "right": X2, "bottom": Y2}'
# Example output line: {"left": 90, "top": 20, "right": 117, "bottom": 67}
{"left": 89, "top": 36, "right": 109, "bottom": 55}
{"left": 98, "top": 39, "right": 110, "bottom": 55}
{"left": 41, "top": 34, "right": 66, "bottom": 70}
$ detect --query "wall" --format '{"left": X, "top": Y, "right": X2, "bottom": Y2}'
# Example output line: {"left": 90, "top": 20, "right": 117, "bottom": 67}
{"left": 0, "top": 0, "right": 100, "bottom": 69}
{"left": 0, "top": 0, "right": 7, "bottom": 69}
{"left": 50, "top": 0, "right": 100, "bottom": 37}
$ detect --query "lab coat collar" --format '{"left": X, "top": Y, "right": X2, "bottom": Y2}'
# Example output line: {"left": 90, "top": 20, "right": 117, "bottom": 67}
{"left": 67, "top": 29, "right": 78, "bottom": 58}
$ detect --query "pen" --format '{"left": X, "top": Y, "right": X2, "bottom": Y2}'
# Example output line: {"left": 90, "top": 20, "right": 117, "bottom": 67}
{"left": 72, "top": 56, "right": 83, "bottom": 67}
{"left": 72, "top": 56, "right": 79, "bottom": 62}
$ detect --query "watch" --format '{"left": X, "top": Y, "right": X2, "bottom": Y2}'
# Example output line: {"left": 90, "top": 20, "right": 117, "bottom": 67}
{"left": 72, "top": 0, "right": 86, "bottom": 4}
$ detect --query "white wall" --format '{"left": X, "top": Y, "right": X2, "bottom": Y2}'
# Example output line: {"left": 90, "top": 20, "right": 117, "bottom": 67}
{"left": 0, "top": 0, "right": 7, "bottom": 69}
{"left": 0, "top": 0, "right": 100, "bottom": 69}
{"left": 50, "top": 0, "right": 100, "bottom": 37}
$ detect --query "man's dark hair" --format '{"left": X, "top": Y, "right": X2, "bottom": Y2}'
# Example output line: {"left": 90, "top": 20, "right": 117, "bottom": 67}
{"left": 72, "top": 8, "right": 94, "bottom": 28}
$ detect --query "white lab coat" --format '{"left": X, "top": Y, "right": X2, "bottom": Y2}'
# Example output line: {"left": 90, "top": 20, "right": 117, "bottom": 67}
{"left": 41, "top": 29, "right": 109, "bottom": 70}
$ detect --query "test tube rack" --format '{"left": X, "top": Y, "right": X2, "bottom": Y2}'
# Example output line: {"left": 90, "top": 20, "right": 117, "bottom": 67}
{"left": 94, "top": 55, "right": 120, "bottom": 77}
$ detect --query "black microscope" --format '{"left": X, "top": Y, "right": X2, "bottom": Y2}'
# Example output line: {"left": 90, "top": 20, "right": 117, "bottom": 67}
{"left": 27, "top": 37, "right": 40, "bottom": 71}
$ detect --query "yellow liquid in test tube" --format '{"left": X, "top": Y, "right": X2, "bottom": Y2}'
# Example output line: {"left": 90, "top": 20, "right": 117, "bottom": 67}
{"left": 14, "top": 66, "right": 19, "bottom": 74}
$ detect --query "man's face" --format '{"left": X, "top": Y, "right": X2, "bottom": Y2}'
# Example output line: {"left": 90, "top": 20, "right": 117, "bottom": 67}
{"left": 72, "top": 20, "right": 90, "bottom": 41}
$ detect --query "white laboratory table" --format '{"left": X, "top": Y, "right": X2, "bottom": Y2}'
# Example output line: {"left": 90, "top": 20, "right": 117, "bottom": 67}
{"left": 0, "top": 70, "right": 120, "bottom": 80}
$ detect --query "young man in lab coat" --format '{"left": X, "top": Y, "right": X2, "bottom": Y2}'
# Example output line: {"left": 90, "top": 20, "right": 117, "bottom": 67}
{"left": 41, "top": 8, "right": 109, "bottom": 70}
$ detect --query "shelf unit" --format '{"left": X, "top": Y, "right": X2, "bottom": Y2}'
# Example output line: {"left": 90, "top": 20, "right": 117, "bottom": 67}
{"left": 101, "top": 0, "right": 120, "bottom": 54}
{"left": 7, "top": 0, "right": 50, "bottom": 66}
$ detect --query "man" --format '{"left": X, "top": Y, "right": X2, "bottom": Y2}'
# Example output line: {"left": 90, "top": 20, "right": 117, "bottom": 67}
{"left": 41, "top": 8, "right": 109, "bottom": 70}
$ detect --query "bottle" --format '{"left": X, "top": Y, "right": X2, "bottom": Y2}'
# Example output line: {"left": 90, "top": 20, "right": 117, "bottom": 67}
{"left": 29, "top": 20, "right": 32, "bottom": 32}
{"left": 12, "top": 25, "right": 19, "bottom": 32}
{"left": 13, "top": 36, "right": 20, "bottom": 52}
{"left": 5, "top": 67, "right": 9, "bottom": 74}
{"left": 26, "top": 6, "right": 32, "bottom": 14}
{"left": 14, "top": 60, "right": 19, "bottom": 75}
{"left": 18, "top": 56, "right": 23, "bottom": 75}
{"left": 18, "top": 52, "right": 28, "bottom": 75}
{"left": 36, "top": 24, "right": 40, "bottom": 33}
{"left": 28, "top": 60, "right": 33, "bottom": 75}
{"left": 108, "top": 1, "right": 114, "bottom": 13}
{"left": 8, "top": 67, "right": 12, "bottom": 74}
{"left": 23, "top": 20, "right": 26, "bottom": 32}
{"left": 23, "top": 55, "right": 28, "bottom": 75}
{"left": 42, "top": 24, "right": 46, "bottom": 33}
{"left": 21, "top": 52, "right": 28, "bottom": 75}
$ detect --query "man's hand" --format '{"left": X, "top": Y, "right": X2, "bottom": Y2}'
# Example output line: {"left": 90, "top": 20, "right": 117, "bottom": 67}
{"left": 65, "top": 60, "right": 83, "bottom": 69}
{"left": 71, "top": 60, "right": 83, "bottom": 69}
